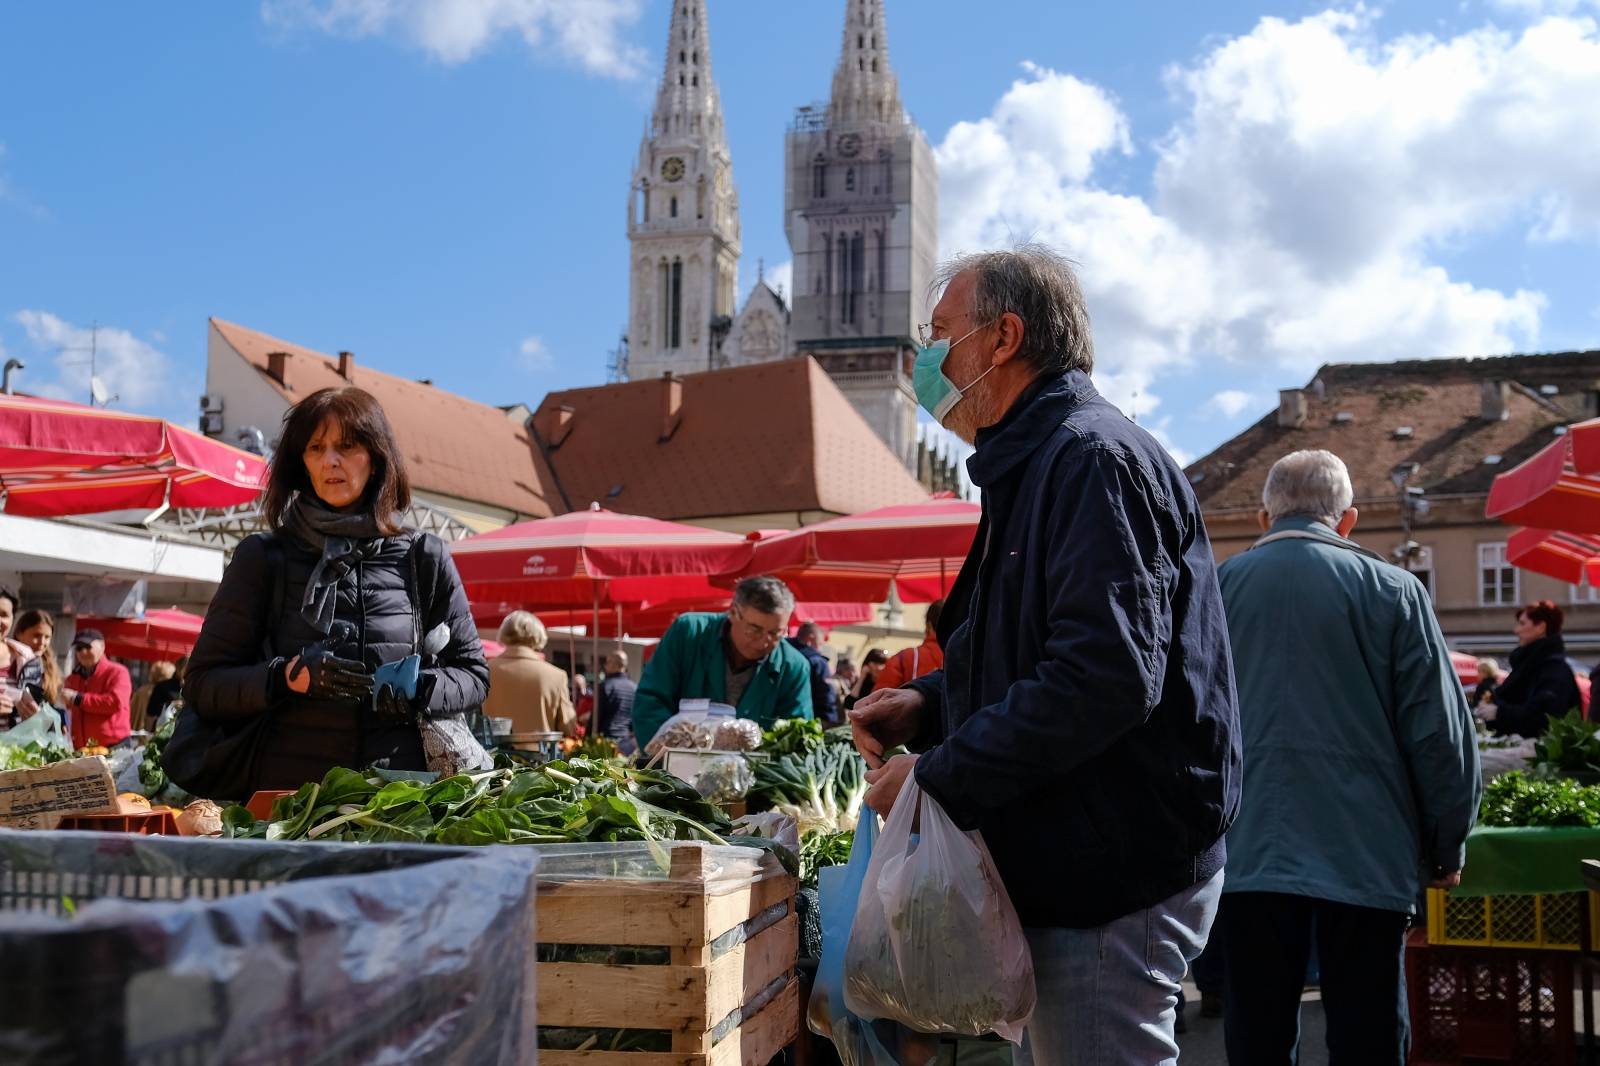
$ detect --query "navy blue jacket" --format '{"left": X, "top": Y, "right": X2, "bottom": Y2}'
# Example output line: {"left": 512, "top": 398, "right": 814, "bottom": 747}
{"left": 788, "top": 638, "right": 839, "bottom": 725}
{"left": 910, "top": 371, "right": 1242, "bottom": 929}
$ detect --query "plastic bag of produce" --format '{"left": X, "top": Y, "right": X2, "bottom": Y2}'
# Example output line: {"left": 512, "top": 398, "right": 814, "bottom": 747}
{"left": 843, "top": 778, "right": 1035, "bottom": 1043}
{"left": 807, "top": 815, "right": 937, "bottom": 1066}
{"left": 0, "top": 705, "right": 70, "bottom": 754}
{"left": 693, "top": 754, "right": 754, "bottom": 803}
{"left": 645, "top": 711, "right": 717, "bottom": 756}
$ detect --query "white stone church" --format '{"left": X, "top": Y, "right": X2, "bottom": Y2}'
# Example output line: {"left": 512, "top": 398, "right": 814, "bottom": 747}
{"left": 623, "top": 0, "right": 938, "bottom": 469}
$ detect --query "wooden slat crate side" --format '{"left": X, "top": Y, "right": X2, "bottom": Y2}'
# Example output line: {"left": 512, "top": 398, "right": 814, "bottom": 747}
{"left": 539, "top": 869, "right": 795, "bottom": 948}
{"left": 538, "top": 961, "right": 707, "bottom": 1030}
{"left": 537, "top": 882, "right": 706, "bottom": 947}
{"left": 702, "top": 873, "right": 797, "bottom": 946}
{"left": 538, "top": 978, "right": 801, "bottom": 1066}
{"left": 537, "top": 913, "right": 799, "bottom": 1031}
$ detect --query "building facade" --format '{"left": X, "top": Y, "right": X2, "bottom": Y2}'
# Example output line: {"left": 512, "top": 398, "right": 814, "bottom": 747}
{"left": 622, "top": 0, "right": 937, "bottom": 471}
{"left": 782, "top": 0, "right": 938, "bottom": 467}
{"left": 1187, "top": 352, "right": 1600, "bottom": 661}
{"left": 625, "top": 0, "right": 741, "bottom": 382}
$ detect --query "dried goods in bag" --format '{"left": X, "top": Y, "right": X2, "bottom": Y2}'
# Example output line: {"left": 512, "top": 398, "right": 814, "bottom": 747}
{"left": 842, "top": 778, "right": 1035, "bottom": 1042}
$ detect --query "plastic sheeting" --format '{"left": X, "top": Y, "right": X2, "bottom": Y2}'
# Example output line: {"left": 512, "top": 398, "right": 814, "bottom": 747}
{"left": 0, "top": 830, "right": 538, "bottom": 1065}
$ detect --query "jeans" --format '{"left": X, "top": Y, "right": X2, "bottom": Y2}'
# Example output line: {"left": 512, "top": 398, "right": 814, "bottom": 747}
{"left": 1219, "top": 891, "right": 1410, "bottom": 1066}
{"left": 1014, "top": 870, "right": 1222, "bottom": 1066}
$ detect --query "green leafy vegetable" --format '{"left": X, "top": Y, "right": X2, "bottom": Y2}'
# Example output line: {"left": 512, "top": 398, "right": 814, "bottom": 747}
{"left": 1532, "top": 710, "right": 1600, "bottom": 780}
{"left": 227, "top": 758, "right": 735, "bottom": 847}
{"left": 799, "top": 828, "right": 854, "bottom": 889}
{"left": 1480, "top": 770, "right": 1600, "bottom": 827}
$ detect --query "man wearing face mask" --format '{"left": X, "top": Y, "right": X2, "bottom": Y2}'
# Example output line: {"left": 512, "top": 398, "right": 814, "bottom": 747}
{"left": 850, "top": 244, "right": 1241, "bottom": 1064}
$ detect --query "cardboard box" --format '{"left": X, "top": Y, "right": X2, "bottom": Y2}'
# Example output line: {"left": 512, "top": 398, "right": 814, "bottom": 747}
{"left": 0, "top": 756, "right": 118, "bottom": 828}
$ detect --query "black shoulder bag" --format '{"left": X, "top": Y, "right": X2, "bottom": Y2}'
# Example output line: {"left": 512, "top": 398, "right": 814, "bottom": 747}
{"left": 163, "top": 535, "right": 287, "bottom": 801}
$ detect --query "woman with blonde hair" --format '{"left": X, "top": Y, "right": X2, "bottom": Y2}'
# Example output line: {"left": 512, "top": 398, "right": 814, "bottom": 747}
{"left": 483, "top": 611, "right": 576, "bottom": 736}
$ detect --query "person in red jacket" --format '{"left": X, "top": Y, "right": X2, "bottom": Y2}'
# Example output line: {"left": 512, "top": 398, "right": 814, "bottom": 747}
{"left": 875, "top": 599, "right": 946, "bottom": 691}
{"left": 62, "top": 628, "right": 133, "bottom": 749}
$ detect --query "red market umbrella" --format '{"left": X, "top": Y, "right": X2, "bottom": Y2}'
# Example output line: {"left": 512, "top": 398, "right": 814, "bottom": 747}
{"left": 1507, "top": 526, "right": 1600, "bottom": 587}
{"left": 473, "top": 598, "right": 874, "bottom": 640}
{"left": 452, "top": 506, "right": 754, "bottom": 729}
{"left": 0, "top": 394, "right": 265, "bottom": 517}
{"left": 77, "top": 609, "right": 204, "bottom": 662}
{"left": 719, "top": 497, "right": 980, "bottom": 603}
{"left": 450, "top": 505, "right": 751, "bottom": 609}
{"left": 1485, "top": 426, "right": 1600, "bottom": 533}
{"left": 1449, "top": 651, "right": 1480, "bottom": 689}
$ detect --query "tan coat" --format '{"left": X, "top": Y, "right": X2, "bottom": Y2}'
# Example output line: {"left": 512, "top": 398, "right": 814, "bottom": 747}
{"left": 484, "top": 646, "right": 576, "bottom": 736}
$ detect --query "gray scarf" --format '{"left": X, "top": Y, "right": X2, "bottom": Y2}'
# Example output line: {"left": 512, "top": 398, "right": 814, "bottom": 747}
{"left": 280, "top": 494, "right": 401, "bottom": 634}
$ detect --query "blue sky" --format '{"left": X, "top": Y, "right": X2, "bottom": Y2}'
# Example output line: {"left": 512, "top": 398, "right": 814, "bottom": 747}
{"left": 3, "top": 0, "right": 1598, "bottom": 466}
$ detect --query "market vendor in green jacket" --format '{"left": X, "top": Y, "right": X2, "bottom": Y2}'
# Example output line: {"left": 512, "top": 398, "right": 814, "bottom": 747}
{"left": 632, "top": 576, "right": 814, "bottom": 748}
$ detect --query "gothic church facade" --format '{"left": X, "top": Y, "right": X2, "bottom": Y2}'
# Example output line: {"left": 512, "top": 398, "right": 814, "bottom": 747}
{"left": 625, "top": 0, "right": 937, "bottom": 469}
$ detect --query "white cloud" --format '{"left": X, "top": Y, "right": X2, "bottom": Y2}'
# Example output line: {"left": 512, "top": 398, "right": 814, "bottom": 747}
{"left": 260, "top": 0, "right": 647, "bottom": 76}
{"left": 11, "top": 311, "right": 174, "bottom": 411}
{"left": 518, "top": 334, "right": 553, "bottom": 371}
{"left": 935, "top": 12, "right": 1600, "bottom": 426}
{"left": 1207, "top": 390, "right": 1260, "bottom": 419}
{"left": 762, "top": 260, "right": 793, "bottom": 307}
{"left": 1489, "top": 0, "right": 1600, "bottom": 15}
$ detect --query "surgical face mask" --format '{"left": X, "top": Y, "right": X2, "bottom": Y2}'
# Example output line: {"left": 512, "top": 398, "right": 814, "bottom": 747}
{"left": 913, "top": 323, "right": 996, "bottom": 423}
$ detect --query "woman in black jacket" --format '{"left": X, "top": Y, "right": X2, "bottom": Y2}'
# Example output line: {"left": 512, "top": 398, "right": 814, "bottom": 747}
{"left": 183, "top": 387, "right": 489, "bottom": 792}
{"left": 1480, "top": 600, "right": 1581, "bottom": 739}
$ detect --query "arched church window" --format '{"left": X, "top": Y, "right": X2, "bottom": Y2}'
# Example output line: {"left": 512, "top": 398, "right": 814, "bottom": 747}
{"left": 680, "top": 51, "right": 686, "bottom": 63}
{"left": 846, "top": 167, "right": 856, "bottom": 192}
{"left": 693, "top": 51, "right": 699, "bottom": 64}
{"left": 872, "top": 58, "right": 878, "bottom": 72}
{"left": 692, "top": 75, "right": 699, "bottom": 86}
{"left": 858, "top": 57, "right": 864, "bottom": 72}
{"left": 670, "top": 197, "right": 678, "bottom": 218}
{"left": 678, "top": 74, "right": 685, "bottom": 86}
{"left": 858, "top": 34, "right": 864, "bottom": 48}
{"left": 696, "top": 176, "right": 706, "bottom": 220}
{"left": 813, "top": 157, "right": 828, "bottom": 199}
{"left": 638, "top": 180, "right": 650, "bottom": 224}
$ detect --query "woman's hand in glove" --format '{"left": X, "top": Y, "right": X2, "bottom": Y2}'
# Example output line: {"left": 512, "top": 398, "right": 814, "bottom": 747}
{"left": 372, "top": 683, "right": 416, "bottom": 723}
{"left": 284, "top": 634, "right": 373, "bottom": 702}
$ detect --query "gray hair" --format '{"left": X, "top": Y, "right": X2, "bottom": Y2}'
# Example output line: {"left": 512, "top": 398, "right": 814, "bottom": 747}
{"left": 498, "top": 610, "right": 548, "bottom": 651}
{"left": 1262, "top": 450, "right": 1354, "bottom": 526}
{"left": 606, "top": 649, "right": 629, "bottom": 671}
{"left": 734, "top": 575, "right": 796, "bottom": 616}
{"left": 935, "top": 243, "right": 1094, "bottom": 374}
{"left": 795, "top": 621, "right": 823, "bottom": 644}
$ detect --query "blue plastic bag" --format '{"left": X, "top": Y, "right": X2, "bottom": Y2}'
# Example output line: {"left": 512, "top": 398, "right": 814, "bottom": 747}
{"left": 807, "top": 814, "right": 940, "bottom": 1066}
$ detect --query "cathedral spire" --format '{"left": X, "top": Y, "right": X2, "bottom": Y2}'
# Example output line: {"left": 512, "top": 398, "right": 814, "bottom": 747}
{"left": 829, "top": 0, "right": 902, "bottom": 125}
{"left": 652, "top": 0, "right": 724, "bottom": 145}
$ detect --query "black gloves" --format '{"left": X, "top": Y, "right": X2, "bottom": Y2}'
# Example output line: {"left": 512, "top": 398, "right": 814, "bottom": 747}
{"left": 289, "top": 622, "right": 373, "bottom": 704}
{"left": 372, "top": 683, "right": 416, "bottom": 723}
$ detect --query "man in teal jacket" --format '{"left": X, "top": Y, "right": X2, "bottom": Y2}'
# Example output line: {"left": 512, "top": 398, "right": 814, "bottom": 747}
{"left": 632, "top": 576, "right": 814, "bottom": 748}
{"left": 1216, "top": 449, "right": 1480, "bottom": 1065}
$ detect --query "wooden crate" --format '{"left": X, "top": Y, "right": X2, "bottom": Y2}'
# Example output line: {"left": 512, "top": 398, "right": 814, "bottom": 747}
{"left": 538, "top": 842, "right": 800, "bottom": 1066}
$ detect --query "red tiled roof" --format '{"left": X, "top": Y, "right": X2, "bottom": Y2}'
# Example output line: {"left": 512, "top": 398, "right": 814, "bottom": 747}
{"left": 1187, "top": 352, "right": 1600, "bottom": 512}
{"left": 530, "top": 357, "right": 928, "bottom": 521}
{"left": 210, "top": 318, "right": 559, "bottom": 519}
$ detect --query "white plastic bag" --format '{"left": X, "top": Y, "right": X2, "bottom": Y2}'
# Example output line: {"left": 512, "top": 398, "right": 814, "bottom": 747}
{"left": 842, "top": 778, "right": 1035, "bottom": 1043}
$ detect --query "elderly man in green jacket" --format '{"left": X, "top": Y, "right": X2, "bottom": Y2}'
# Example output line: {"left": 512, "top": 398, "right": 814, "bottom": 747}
{"left": 1216, "top": 449, "right": 1480, "bottom": 1066}
{"left": 632, "top": 576, "right": 814, "bottom": 748}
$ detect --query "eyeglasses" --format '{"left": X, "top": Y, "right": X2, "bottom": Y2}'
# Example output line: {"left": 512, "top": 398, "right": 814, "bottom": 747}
{"left": 733, "top": 608, "right": 786, "bottom": 644}
{"left": 917, "top": 316, "right": 991, "bottom": 347}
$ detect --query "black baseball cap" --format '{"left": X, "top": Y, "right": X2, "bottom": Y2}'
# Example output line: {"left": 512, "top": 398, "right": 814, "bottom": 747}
{"left": 71, "top": 628, "right": 105, "bottom": 647}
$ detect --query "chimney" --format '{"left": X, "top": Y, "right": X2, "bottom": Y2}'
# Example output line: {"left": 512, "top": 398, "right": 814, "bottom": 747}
{"left": 1277, "top": 388, "right": 1308, "bottom": 429}
{"left": 266, "top": 350, "right": 290, "bottom": 388}
{"left": 660, "top": 371, "right": 684, "bottom": 442}
{"left": 1480, "top": 380, "right": 1511, "bottom": 422}
{"left": 532, "top": 404, "right": 577, "bottom": 448}
{"left": 337, "top": 351, "right": 356, "bottom": 381}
